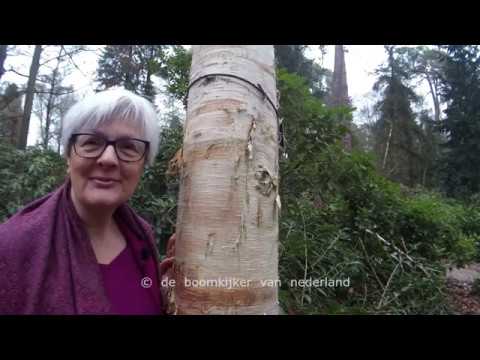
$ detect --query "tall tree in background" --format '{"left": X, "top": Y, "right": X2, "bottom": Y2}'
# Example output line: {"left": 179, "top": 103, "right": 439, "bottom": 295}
{"left": 439, "top": 45, "right": 480, "bottom": 198}
{"left": 372, "top": 46, "right": 424, "bottom": 187}
{"left": 157, "top": 45, "right": 192, "bottom": 104}
{"left": 400, "top": 46, "right": 448, "bottom": 188}
{"left": 0, "top": 83, "right": 23, "bottom": 145}
{"left": 406, "top": 46, "right": 446, "bottom": 124}
{"left": 97, "top": 46, "right": 139, "bottom": 92}
{"left": 34, "top": 46, "right": 67, "bottom": 149}
{"left": 327, "top": 45, "right": 353, "bottom": 150}
{"left": 328, "top": 46, "right": 350, "bottom": 107}
{"left": 417, "top": 110, "right": 441, "bottom": 187}
{"left": 96, "top": 45, "right": 166, "bottom": 102}
{"left": 4, "top": 45, "right": 87, "bottom": 150}
{"left": 34, "top": 75, "right": 75, "bottom": 150}
{"left": 173, "top": 45, "right": 280, "bottom": 314}
{"left": 0, "top": 45, "right": 8, "bottom": 82}
{"left": 18, "top": 45, "right": 42, "bottom": 149}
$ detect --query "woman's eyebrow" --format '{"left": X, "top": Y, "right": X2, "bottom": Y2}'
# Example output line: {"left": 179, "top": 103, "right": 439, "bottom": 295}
{"left": 90, "top": 129, "right": 106, "bottom": 136}
{"left": 89, "top": 129, "right": 138, "bottom": 139}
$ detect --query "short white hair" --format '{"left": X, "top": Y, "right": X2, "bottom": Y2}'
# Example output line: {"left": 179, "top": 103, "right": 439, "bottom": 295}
{"left": 61, "top": 88, "right": 160, "bottom": 166}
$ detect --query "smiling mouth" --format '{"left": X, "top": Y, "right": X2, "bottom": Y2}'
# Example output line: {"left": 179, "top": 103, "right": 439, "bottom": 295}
{"left": 90, "top": 177, "right": 120, "bottom": 186}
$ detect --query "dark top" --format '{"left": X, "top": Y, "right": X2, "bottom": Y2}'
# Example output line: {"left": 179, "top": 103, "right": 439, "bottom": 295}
{"left": 99, "top": 245, "right": 161, "bottom": 315}
{"left": 99, "top": 224, "right": 162, "bottom": 315}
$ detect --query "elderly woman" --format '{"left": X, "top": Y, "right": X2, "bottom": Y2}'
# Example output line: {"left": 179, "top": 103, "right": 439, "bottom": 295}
{"left": 0, "top": 89, "right": 175, "bottom": 315}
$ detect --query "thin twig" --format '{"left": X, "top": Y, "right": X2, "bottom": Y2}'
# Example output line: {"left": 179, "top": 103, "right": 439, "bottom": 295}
{"left": 358, "top": 237, "right": 385, "bottom": 292}
{"left": 300, "top": 210, "right": 308, "bottom": 306}
{"left": 400, "top": 236, "right": 409, "bottom": 256}
{"left": 61, "top": 45, "right": 96, "bottom": 91}
{"left": 377, "top": 262, "right": 400, "bottom": 309}
{"left": 366, "top": 228, "right": 431, "bottom": 277}
{"left": 365, "top": 229, "right": 416, "bottom": 263}
{"left": 7, "top": 68, "right": 30, "bottom": 78}
{"left": 39, "top": 47, "right": 95, "bottom": 67}
{"left": 310, "top": 234, "right": 340, "bottom": 269}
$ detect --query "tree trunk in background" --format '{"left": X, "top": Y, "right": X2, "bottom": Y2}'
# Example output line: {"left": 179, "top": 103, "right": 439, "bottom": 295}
{"left": 328, "top": 45, "right": 352, "bottom": 151}
{"left": 18, "top": 45, "right": 42, "bottom": 149}
{"left": 425, "top": 72, "right": 441, "bottom": 124}
{"left": 43, "top": 47, "right": 63, "bottom": 150}
{"left": 383, "top": 121, "right": 393, "bottom": 170}
{"left": 0, "top": 84, "right": 23, "bottom": 145}
{"left": 0, "top": 45, "right": 8, "bottom": 82}
{"left": 173, "top": 45, "right": 280, "bottom": 314}
{"left": 329, "top": 45, "right": 350, "bottom": 107}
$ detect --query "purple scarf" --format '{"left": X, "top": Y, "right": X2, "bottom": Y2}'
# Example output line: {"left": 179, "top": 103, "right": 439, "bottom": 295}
{"left": 0, "top": 180, "right": 163, "bottom": 315}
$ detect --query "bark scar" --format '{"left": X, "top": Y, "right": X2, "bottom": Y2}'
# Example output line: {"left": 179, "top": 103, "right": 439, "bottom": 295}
{"left": 166, "top": 147, "right": 183, "bottom": 176}
{"left": 205, "top": 232, "right": 216, "bottom": 258}
{"left": 254, "top": 164, "right": 278, "bottom": 196}
{"left": 246, "top": 116, "right": 257, "bottom": 160}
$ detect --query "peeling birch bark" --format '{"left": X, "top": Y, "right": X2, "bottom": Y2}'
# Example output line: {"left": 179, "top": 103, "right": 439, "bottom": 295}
{"left": 173, "top": 45, "right": 280, "bottom": 315}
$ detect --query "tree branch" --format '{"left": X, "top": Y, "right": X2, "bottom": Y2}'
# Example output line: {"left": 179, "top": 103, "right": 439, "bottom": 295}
{"left": 6, "top": 68, "right": 52, "bottom": 85}
{"left": 61, "top": 45, "right": 88, "bottom": 79}
{"left": 39, "top": 46, "right": 93, "bottom": 67}
{"left": 6, "top": 68, "right": 30, "bottom": 78}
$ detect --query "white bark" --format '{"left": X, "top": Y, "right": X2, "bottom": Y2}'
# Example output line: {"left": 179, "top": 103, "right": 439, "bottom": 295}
{"left": 383, "top": 121, "right": 393, "bottom": 170}
{"left": 173, "top": 45, "right": 280, "bottom": 314}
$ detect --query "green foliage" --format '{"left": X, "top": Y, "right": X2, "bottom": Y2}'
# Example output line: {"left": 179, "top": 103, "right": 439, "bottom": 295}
{"left": 401, "top": 193, "right": 478, "bottom": 266}
{"left": 0, "top": 141, "right": 66, "bottom": 221}
{"left": 276, "top": 66, "right": 477, "bottom": 314}
{"left": 274, "top": 45, "right": 331, "bottom": 99}
{"left": 277, "top": 68, "right": 347, "bottom": 194}
{"left": 439, "top": 45, "right": 480, "bottom": 199}
{"left": 372, "top": 46, "right": 426, "bottom": 187}
{"left": 157, "top": 46, "right": 192, "bottom": 104}
{"left": 278, "top": 144, "right": 468, "bottom": 314}
{"left": 129, "top": 112, "right": 183, "bottom": 255}
{"left": 96, "top": 45, "right": 167, "bottom": 102}
{"left": 278, "top": 148, "right": 454, "bottom": 314}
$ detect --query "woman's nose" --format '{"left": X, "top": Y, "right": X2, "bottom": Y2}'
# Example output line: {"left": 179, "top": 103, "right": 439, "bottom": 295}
{"left": 97, "top": 144, "right": 119, "bottom": 166}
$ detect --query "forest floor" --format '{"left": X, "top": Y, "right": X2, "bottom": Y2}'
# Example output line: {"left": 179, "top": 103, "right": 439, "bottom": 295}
{"left": 445, "top": 263, "right": 480, "bottom": 314}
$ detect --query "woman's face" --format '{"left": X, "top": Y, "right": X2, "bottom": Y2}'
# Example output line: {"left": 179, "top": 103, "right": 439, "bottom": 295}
{"left": 67, "top": 121, "right": 146, "bottom": 213}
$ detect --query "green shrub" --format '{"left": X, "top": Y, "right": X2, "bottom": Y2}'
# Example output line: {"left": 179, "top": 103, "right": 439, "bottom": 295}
{"left": 0, "top": 142, "right": 66, "bottom": 222}
{"left": 278, "top": 147, "right": 452, "bottom": 314}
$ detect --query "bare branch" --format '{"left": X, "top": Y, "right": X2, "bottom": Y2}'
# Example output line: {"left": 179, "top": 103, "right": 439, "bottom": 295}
{"left": 0, "top": 87, "right": 75, "bottom": 113}
{"left": 61, "top": 45, "right": 88, "bottom": 79}
{"left": 6, "top": 68, "right": 30, "bottom": 78}
{"left": 60, "top": 45, "right": 96, "bottom": 91}
{"left": 39, "top": 46, "right": 93, "bottom": 67}
{"left": 34, "top": 89, "right": 76, "bottom": 96}
{"left": 6, "top": 67, "right": 57, "bottom": 85}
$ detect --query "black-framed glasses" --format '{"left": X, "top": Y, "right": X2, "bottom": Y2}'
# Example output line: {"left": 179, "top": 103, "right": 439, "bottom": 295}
{"left": 71, "top": 133, "right": 150, "bottom": 163}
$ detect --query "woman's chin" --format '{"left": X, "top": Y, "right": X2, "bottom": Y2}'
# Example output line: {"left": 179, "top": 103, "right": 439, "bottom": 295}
{"left": 83, "top": 192, "right": 124, "bottom": 210}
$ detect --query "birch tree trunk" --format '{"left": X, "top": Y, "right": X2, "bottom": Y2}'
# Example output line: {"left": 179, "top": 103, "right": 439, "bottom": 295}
{"left": 173, "top": 45, "right": 280, "bottom": 315}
